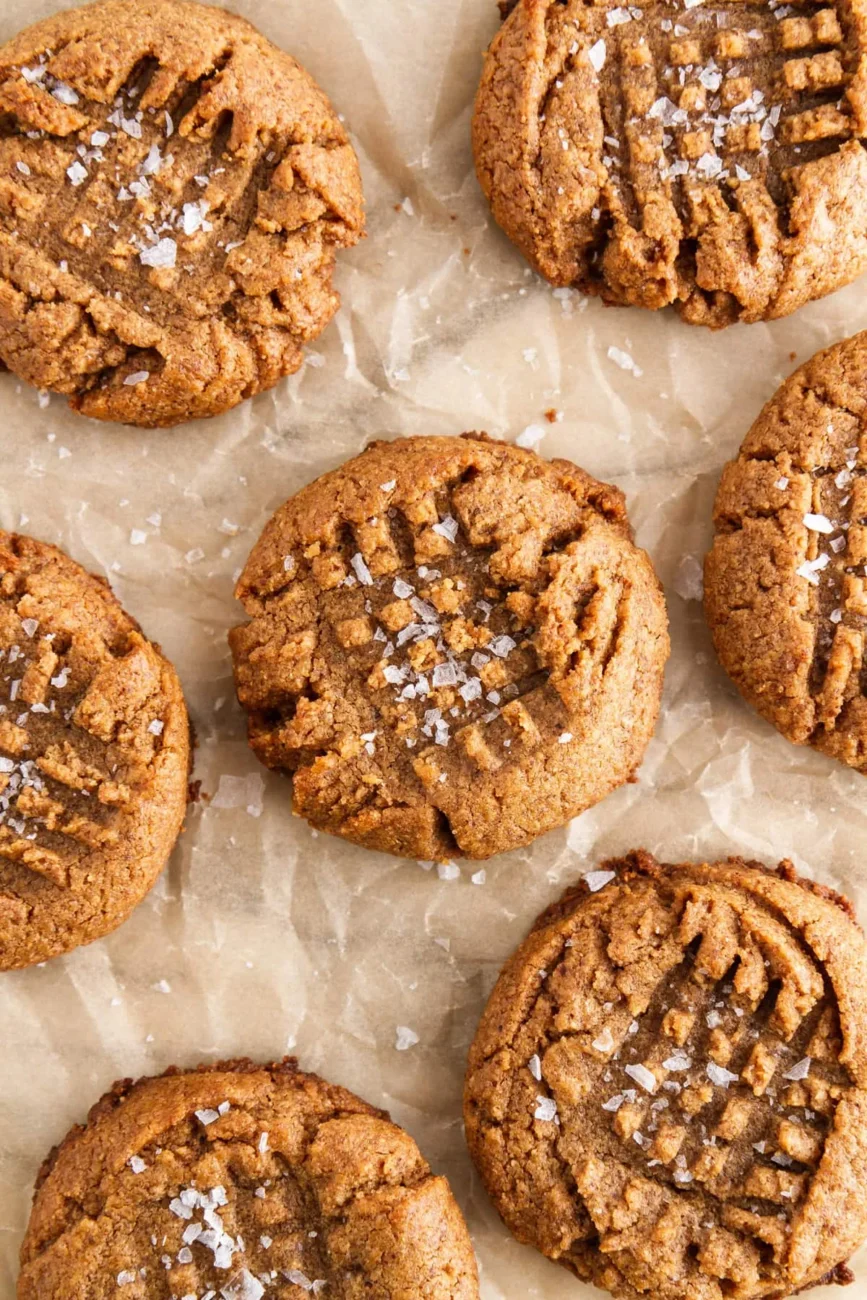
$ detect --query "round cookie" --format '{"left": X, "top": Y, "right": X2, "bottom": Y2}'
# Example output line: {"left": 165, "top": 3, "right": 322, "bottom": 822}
{"left": 229, "top": 434, "right": 669, "bottom": 861}
{"left": 0, "top": 532, "right": 189, "bottom": 969}
{"left": 18, "top": 1056, "right": 480, "bottom": 1299}
{"left": 0, "top": 0, "right": 364, "bottom": 426}
{"left": 474, "top": 0, "right": 867, "bottom": 327}
{"left": 706, "top": 331, "right": 867, "bottom": 772}
{"left": 464, "top": 849, "right": 867, "bottom": 1300}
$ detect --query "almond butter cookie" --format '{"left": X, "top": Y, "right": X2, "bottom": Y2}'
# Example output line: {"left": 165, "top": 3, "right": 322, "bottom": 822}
{"left": 229, "top": 434, "right": 669, "bottom": 861}
{"left": 18, "top": 1057, "right": 480, "bottom": 1299}
{"left": 475, "top": 0, "right": 867, "bottom": 327}
{"left": 0, "top": 0, "right": 364, "bottom": 426}
{"left": 465, "top": 849, "right": 867, "bottom": 1299}
{"left": 706, "top": 332, "right": 867, "bottom": 771}
{"left": 0, "top": 532, "right": 189, "bottom": 969}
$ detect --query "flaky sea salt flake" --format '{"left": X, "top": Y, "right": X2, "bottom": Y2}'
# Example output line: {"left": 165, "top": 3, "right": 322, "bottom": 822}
{"left": 625, "top": 1062, "right": 657, "bottom": 1093}
{"left": 588, "top": 38, "right": 606, "bottom": 70}
{"left": 584, "top": 870, "right": 615, "bottom": 892}
{"left": 534, "top": 1095, "right": 558, "bottom": 1122}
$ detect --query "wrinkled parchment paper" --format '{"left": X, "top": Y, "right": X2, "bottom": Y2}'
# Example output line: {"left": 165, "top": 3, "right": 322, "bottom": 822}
{"left": 1, "top": 0, "right": 866, "bottom": 1294}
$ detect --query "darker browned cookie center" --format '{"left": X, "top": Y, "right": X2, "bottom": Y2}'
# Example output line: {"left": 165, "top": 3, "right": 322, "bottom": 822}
{"left": 473, "top": 0, "right": 867, "bottom": 326}
{"left": 0, "top": 0, "right": 364, "bottom": 425}
{"left": 229, "top": 434, "right": 669, "bottom": 861}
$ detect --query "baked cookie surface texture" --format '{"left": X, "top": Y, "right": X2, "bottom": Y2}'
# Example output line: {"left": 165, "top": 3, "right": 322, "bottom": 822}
{"left": 229, "top": 434, "right": 669, "bottom": 861}
{"left": 0, "top": 532, "right": 189, "bottom": 969}
{"left": 706, "top": 331, "right": 867, "bottom": 771}
{"left": 474, "top": 0, "right": 867, "bottom": 326}
{"left": 18, "top": 1057, "right": 480, "bottom": 1299}
{"left": 464, "top": 849, "right": 867, "bottom": 1300}
{"left": 0, "top": 0, "right": 364, "bottom": 426}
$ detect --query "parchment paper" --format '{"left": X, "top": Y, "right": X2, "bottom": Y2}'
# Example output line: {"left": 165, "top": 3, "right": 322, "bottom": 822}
{"left": 1, "top": 0, "right": 866, "bottom": 1295}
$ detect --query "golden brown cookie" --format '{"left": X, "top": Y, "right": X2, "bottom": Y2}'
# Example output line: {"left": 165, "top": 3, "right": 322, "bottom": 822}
{"left": 474, "top": 0, "right": 867, "bottom": 327}
{"left": 18, "top": 1056, "right": 480, "bottom": 1299}
{"left": 229, "top": 434, "right": 669, "bottom": 861}
{"left": 464, "top": 849, "right": 867, "bottom": 1300}
{"left": 705, "top": 331, "right": 867, "bottom": 771}
{"left": 0, "top": 532, "right": 189, "bottom": 969}
{"left": 0, "top": 0, "right": 364, "bottom": 426}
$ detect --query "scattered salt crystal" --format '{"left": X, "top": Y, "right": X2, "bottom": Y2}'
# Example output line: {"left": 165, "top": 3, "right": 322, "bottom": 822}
{"left": 20, "top": 618, "right": 38, "bottom": 637}
{"left": 52, "top": 81, "right": 79, "bottom": 105}
{"left": 663, "top": 1050, "right": 691, "bottom": 1072}
{"left": 437, "top": 860, "right": 460, "bottom": 880}
{"left": 602, "top": 1093, "right": 624, "bottom": 1111}
{"left": 775, "top": 476, "right": 789, "bottom": 490}
{"left": 350, "top": 553, "right": 373, "bottom": 585}
{"left": 460, "top": 678, "right": 482, "bottom": 703}
{"left": 128, "top": 1156, "right": 147, "bottom": 1173}
{"left": 195, "top": 1108, "right": 220, "bottom": 1125}
{"left": 625, "top": 1062, "right": 657, "bottom": 1093}
{"left": 489, "top": 635, "right": 516, "bottom": 658}
{"left": 783, "top": 1057, "right": 810, "bottom": 1081}
{"left": 558, "top": 732, "right": 573, "bottom": 744}
{"left": 432, "top": 515, "right": 459, "bottom": 542}
{"left": 221, "top": 1270, "right": 264, "bottom": 1300}
{"left": 534, "top": 1096, "right": 558, "bottom": 1122}
{"left": 129, "top": 528, "right": 147, "bottom": 546}
{"left": 528, "top": 1054, "right": 542, "bottom": 1081}
{"left": 516, "top": 424, "right": 545, "bottom": 450}
{"left": 66, "top": 160, "right": 87, "bottom": 186}
{"left": 588, "top": 38, "right": 606, "bottom": 70}
{"left": 140, "top": 237, "right": 177, "bottom": 269}
{"left": 380, "top": 479, "right": 397, "bottom": 491}
{"left": 395, "top": 1025, "right": 419, "bottom": 1051}
{"left": 16, "top": 161, "right": 30, "bottom": 175}
{"left": 593, "top": 1027, "right": 615, "bottom": 1052}
{"left": 124, "top": 371, "right": 149, "bottom": 386}
{"left": 803, "top": 513, "right": 834, "bottom": 535}
{"left": 706, "top": 1009, "right": 722, "bottom": 1029}
{"left": 706, "top": 1062, "right": 739, "bottom": 1087}
{"left": 796, "top": 553, "right": 830, "bottom": 585}
{"left": 607, "top": 345, "right": 642, "bottom": 377}
{"left": 182, "top": 199, "right": 211, "bottom": 235}
{"left": 584, "top": 870, "right": 615, "bottom": 892}
{"left": 91, "top": 129, "right": 110, "bottom": 147}
{"left": 116, "top": 1272, "right": 137, "bottom": 1286}
{"left": 140, "top": 143, "right": 163, "bottom": 176}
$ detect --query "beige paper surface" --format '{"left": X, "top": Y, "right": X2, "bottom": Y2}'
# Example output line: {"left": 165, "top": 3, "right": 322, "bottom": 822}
{"left": 1, "top": 0, "right": 866, "bottom": 1294}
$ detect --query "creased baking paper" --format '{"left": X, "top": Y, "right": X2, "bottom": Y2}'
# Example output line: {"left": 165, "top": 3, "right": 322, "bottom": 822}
{"left": 0, "top": 0, "right": 865, "bottom": 1294}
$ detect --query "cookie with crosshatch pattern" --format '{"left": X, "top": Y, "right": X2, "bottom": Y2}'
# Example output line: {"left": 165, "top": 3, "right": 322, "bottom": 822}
{"left": 17, "top": 1057, "right": 480, "bottom": 1298}
{"left": 0, "top": 532, "right": 189, "bottom": 969}
{"left": 0, "top": 0, "right": 364, "bottom": 426}
{"left": 464, "top": 849, "right": 867, "bottom": 1299}
{"left": 475, "top": 0, "right": 867, "bottom": 327}
{"left": 706, "top": 330, "right": 867, "bottom": 771}
{"left": 228, "top": 434, "right": 669, "bottom": 861}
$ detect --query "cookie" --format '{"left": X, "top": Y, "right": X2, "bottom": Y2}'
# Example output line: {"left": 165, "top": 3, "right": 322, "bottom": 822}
{"left": 18, "top": 1056, "right": 480, "bottom": 1299}
{"left": 464, "top": 848, "right": 867, "bottom": 1300}
{"left": 0, "top": 0, "right": 364, "bottom": 427}
{"left": 474, "top": 0, "right": 867, "bottom": 327}
{"left": 0, "top": 532, "right": 189, "bottom": 969}
{"left": 705, "top": 331, "right": 867, "bottom": 771}
{"left": 229, "top": 434, "right": 669, "bottom": 861}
